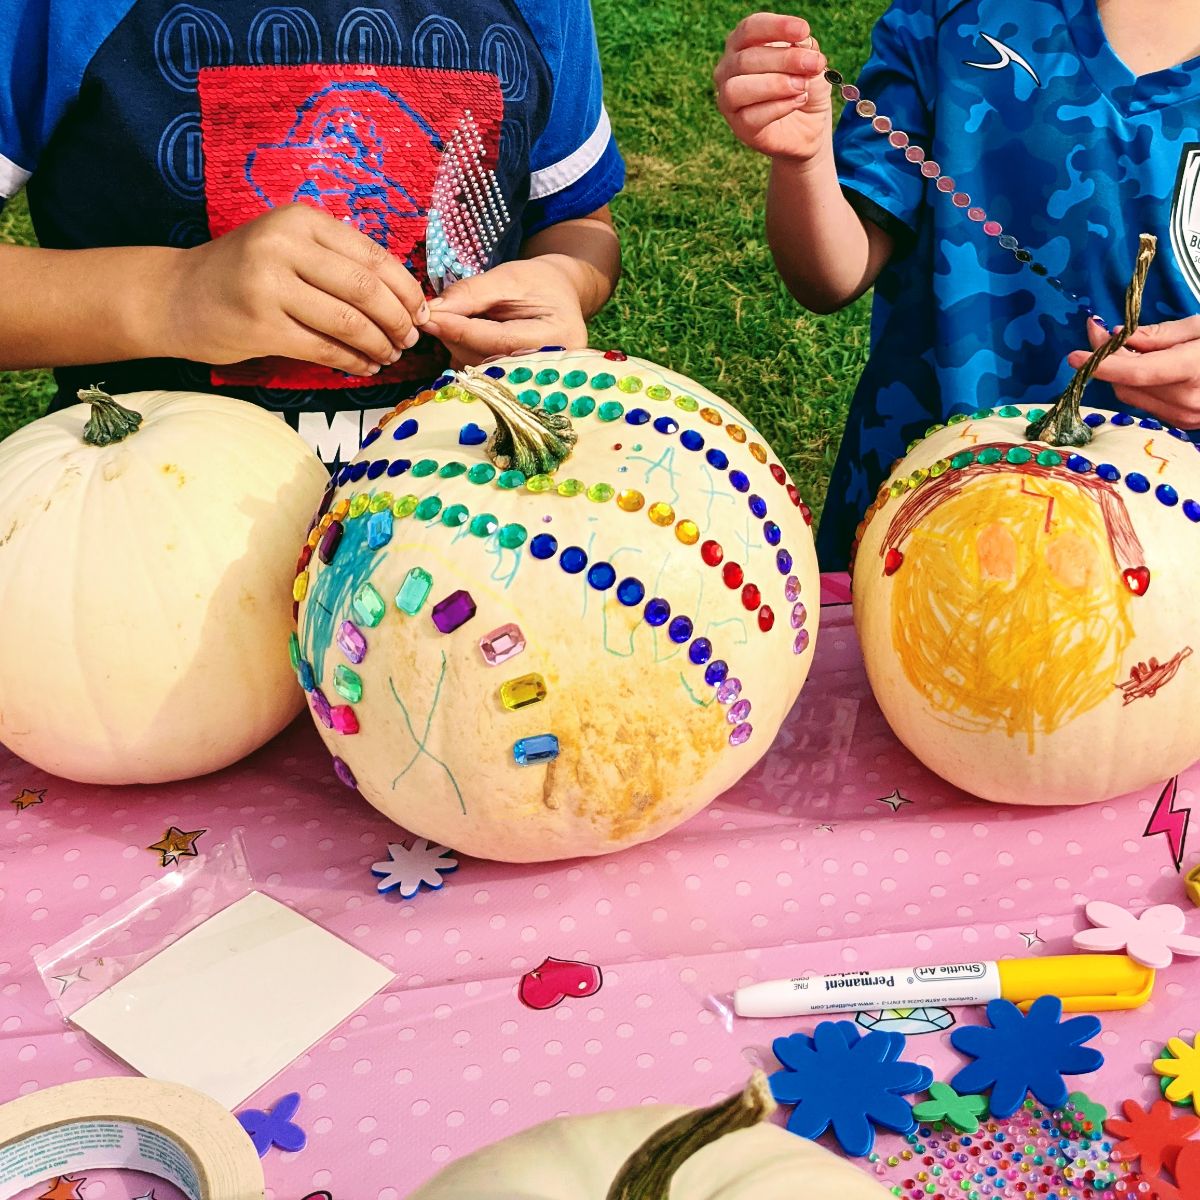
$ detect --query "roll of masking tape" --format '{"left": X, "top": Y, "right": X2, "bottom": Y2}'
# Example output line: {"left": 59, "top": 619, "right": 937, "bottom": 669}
{"left": 0, "top": 1077, "right": 264, "bottom": 1200}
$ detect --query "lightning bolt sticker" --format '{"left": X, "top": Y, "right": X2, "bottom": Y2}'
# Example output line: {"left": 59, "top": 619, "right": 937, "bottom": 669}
{"left": 1144, "top": 775, "right": 1192, "bottom": 871}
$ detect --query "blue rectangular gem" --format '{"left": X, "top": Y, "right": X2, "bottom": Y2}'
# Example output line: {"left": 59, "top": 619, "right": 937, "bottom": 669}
{"left": 367, "top": 509, "right": 394, "bottom": 549}
{"left": 513, "top": 734, "right": 559, "bottom": 766}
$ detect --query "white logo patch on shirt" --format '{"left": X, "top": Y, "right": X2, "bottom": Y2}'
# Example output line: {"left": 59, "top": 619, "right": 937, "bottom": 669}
{"left": 1170, "top": 143, "right": 1200, "bottom": 306}
{"left": 964, "top": 33, "right": 1041, "bottom": 86}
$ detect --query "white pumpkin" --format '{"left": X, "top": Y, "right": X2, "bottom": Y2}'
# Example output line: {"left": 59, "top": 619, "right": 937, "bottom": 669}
{"left": 294, "top": 350, "right": 819, "bottom": 862}
{"left": 405, "top": 1074, "right": 888, "bottom": 1200}
{"left": 0, "top": 387, "right": 328, "bottom": 784}
{"left": 853, "top": 237, "right": 1200, "bottom": 805}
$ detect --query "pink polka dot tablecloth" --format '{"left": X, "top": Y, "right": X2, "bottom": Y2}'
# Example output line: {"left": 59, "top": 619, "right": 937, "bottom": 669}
{"left": 1, "top": 576, "right": 1197, "bottom": 1200}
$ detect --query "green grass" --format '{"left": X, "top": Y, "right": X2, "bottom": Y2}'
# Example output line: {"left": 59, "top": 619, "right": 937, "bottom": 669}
{"left": 0, "top": 0, "right": 885, "bottom": 517}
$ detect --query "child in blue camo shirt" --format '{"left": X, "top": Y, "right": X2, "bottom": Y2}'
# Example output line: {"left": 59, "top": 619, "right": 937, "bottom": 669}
{"left": 715, "top": 2, "right": 1200, "bottom": 569}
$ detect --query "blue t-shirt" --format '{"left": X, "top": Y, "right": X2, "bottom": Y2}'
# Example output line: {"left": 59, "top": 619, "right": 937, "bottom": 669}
{"left": 0, "top": 0, "right": 624, "bottom": 464}
{"left": 819, "top": 0, "right": 1200, "bottom": 570}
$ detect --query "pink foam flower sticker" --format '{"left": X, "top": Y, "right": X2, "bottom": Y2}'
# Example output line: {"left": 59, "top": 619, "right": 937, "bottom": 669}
{"left": 1073, "top": 900, "right": 1200, "bottom": 970}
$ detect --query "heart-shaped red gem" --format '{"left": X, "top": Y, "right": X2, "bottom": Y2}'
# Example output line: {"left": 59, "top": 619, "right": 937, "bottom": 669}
{"left": 518, "top": 957, "right": 603, "bottom": 1010}
{"left": 884, "top": 548, "right": 905, "bottom": 576}
{"left": 1123, "top": 565, "right": 1151, "bottom": 595}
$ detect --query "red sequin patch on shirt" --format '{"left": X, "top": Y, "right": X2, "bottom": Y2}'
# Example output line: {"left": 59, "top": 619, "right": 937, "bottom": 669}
{"left": 198, "top": 64, "right": 503, "bottom": 391}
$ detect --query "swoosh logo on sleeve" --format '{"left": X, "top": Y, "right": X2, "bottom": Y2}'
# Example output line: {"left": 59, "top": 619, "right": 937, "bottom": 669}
{"left": 964, "top": 32, "right": 1042, "bottom": 86}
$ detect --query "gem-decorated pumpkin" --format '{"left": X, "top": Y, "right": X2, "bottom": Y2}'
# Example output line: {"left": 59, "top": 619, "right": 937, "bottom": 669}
{"left": 853, "top": 237, "right": 1200, "bottom": 805}
{"left": 294, "top": 350, "right": 818, "bottom": 862}
{"left": 405, "top": 1074, "right": 888, "bottom": 1200}
{"left": 0, "top": 387, "right": 329, "bottom": 784}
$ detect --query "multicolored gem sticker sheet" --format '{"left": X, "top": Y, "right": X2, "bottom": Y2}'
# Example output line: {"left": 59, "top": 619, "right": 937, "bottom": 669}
{"left": 2, "top": 598, "right": 1196, "bottom": 1198}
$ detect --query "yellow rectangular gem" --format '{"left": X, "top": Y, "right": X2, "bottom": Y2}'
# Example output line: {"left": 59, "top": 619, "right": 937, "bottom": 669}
{"left": 292, "top": 572, "right": 309, "bottom": 601}
{"left": 499, "top": 673, "right": 547, "bottom": 711}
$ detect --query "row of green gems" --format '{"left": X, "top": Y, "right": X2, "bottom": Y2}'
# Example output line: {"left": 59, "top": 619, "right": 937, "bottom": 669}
{"left": 343, "top": 487, "right": 529, "bottom": 550}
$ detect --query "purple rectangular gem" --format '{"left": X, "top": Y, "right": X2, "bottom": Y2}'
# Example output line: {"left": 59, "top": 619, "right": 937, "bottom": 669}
{"left": 337, "top": 620, "right": 367, "bottom": 664}
{"left": 318, "top": 520, "right": 344, "bottom": 564}
{"left": 431, "top": 589, "right": 477, "bottom": 634}
{"left": 310, "top": 688, "right": 333, "bottom": 728}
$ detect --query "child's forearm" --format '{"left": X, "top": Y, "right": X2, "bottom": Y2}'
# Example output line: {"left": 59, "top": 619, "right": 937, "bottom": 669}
{"left": 767, "top": 145, "right": 893, "bottom": 314}
{"left": 0, "top": 243, "right": 183, "bottom": 370}
{"left": 521, "top": 208, "right": 621, "bottom": 319}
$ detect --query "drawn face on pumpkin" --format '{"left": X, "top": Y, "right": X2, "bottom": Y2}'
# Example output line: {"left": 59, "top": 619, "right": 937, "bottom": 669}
{"left": 888, "top": 473, "right": 1134, "bottom": 747}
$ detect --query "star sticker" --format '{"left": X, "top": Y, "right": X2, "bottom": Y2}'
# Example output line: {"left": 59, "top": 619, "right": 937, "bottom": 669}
{"left": 148, "top": 826, "right": 206, "bottom": 867}
{"left": 52, "top": 967, "right": 88, "bottom": 995}
{"left": 133, "top": 1192, "right": 157, "bottom": 1200}
{"left": 370, "top": 839, "right": 458, "bottom": 897}
{"left": 1020, "top": 931, "right": 1043, "bottom": 947}
{"left": 876, "top": 789, "right": 912, "bottom": 812}
{"left": 11, "top": 787, "right": 45, "bottom": 811}
{"left": 38, "top": 1178, "right": 85, "bottom": 1200}
{"left": 816, "top": 823, "right": 837, "bottom": 833}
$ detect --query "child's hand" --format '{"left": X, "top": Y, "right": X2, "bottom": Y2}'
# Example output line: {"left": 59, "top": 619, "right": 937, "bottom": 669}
{"left": 163, "top": 205, "right": 429, "bottom": 376}
{"left": 1068, "top": 316, "right": 1200, "bottom": 430}
{"left": 422, "top": 258, "right": 588, "bottom": 367}
{"left": 714, "top": 12, "right": 830, "bottom": 162}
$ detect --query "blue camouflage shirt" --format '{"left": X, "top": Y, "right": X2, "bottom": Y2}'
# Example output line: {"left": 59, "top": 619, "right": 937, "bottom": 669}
{"left": 818, "top": 0, "right": 1200, "bottom": 570}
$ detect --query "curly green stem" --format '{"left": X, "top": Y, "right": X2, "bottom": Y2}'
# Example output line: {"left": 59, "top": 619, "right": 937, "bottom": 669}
{"left": 1027, "top": 233, "right": 1157, "bottom": 446}
{"left": 78, "top": 384, "right": 143, "bottom": 446}
{"left": 455, "top": 366, "right": 577, "bottom": 476}
{"left": 605, "top": 1073, "right": 776, "bottom": 1200}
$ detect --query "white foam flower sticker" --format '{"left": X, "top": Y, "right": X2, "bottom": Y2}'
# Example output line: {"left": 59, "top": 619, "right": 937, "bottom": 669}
{"left": 371, "top": 839, "right": 459, "bottom": 898}
{"left": 1073, "top": 900, "right": 1200, "bottom": 970}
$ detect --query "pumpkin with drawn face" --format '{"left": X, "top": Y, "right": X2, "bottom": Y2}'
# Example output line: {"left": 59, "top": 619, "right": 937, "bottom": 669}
{"left": 854, "top": 237, "right": 1200, "bottom": 807}
{"left": 852, "top": 398, "right": 1200, "bottom": 806}
{"left": 292, "top": 350, "right": 819, "bottom": 862}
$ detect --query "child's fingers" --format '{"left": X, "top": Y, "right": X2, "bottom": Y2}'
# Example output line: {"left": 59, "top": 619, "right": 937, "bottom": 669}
{"left": 1124, "top": 314, "right": 1200, "bottom": 351}
{"left": 295, "top": 248, "right": 420, "bottom": 352}
{"left": 722, "top": 71, "right": 809, "bottom": 110}
{"left": 732, "top": 44, "right": 824, "bottom": 78}
{"left": 429, "top": 312, "right": 546, "bottom": 362}
{"left": 726, "top": 12, "right": 811, "bottom": 52}
{"left": 1069, "top": 341, "right": 1197, "bottom": 387}
{"left": 736, "top": 96, "right": 807, "bottom": 131}
{"left": 284, "top": 319, "right": 382, "bottom": 377}
{"left": 308, "top": 216, "right": 429, "bottom": 322}
{"left": 285, "top": 283, "right": 402, "bottom": 366}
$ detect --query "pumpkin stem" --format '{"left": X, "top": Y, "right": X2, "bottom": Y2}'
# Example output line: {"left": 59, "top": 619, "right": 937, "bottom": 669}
{"left": 455, "top": 366, "right": 577, "bottom": 476}
{"left": 605, "top": 1072, "right": 776, "bottom": 1200}
{"left": 1027, "top": 233, "right": 1157, "bottom": 447}
{"left": 79, "top": 384, "right": 144, "bottom": 446}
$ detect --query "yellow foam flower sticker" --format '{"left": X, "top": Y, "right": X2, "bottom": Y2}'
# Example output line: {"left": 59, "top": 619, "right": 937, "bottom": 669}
{"left": 1154, "top": 1034, "right": 1200, "bottom": 1113}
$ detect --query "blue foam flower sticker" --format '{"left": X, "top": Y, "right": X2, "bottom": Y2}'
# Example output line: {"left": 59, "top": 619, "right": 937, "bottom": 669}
{"left": 768, "top": 1020, "right": 932, "bottom": 1157}
{"left": 236, "top": 1092, "right": 306, "bottom": 1157}
{"left": 949, "top": 996, "right": 1103, "bottom": 1118}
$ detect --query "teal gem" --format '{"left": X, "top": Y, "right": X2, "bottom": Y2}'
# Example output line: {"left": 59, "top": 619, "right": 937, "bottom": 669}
{"left": 366, "top": 509, "right": 393, "bottom": 549}
{"left": 441, "top": 503, "right": 469, "bottom": 527}
{"left": 333, "top": 664, "right": 363, "bottom": 703}
{"left": 597, "top": 401, "right": 624, "bottom": 422}
{"left": 497, "top": 470, "right": 526, "bottom": 489}
{"left": 351, "top": 582, "right": 386, "bottom": 627}
{"left": 570, "top": 396, "right": 596, "bottom": 418}
{"left": 395, "top": 567, "right": 433, "bottom": 615}
{"left": 414, "top": 496, "right": 442, "bottom": 520}
{"left": 563, "top": 369, "right": 588, "bottom": 388}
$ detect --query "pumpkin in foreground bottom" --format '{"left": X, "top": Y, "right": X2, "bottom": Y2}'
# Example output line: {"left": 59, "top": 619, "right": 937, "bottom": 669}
{"left": 404, "top": 1074, "right": 887, "bottom": 1200}
{"left": 0, "top": 388, "right": 328, "bottom": 784}
{"left": 294, "top": 350, "right": 819, "bottom": 862}
{"left": 852, "top": 239, "right": 1200, "bottom": 805}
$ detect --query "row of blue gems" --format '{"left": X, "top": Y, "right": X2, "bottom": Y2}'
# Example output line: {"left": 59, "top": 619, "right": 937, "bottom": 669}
{"left": 1084, "top": 410, "right": 1200, "bottom": 445}
{"left": 1055, "top": 451, "right": 1191, "bottom": 508}
{"left": 338, "top": 458, "right": 413, "bottom": 485}
{"left": 525, "top": 531, "right": 751, "bottom": 743}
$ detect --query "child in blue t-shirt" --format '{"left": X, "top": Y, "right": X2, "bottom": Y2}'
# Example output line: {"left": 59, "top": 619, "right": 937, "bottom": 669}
{"left": 715, "top": 2, "right": 1200, "bottom": 569}
{"left": 0, "top": 1, "right": 624, "bottom": 466}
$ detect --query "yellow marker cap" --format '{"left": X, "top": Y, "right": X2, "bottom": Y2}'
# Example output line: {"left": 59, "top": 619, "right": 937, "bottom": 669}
{"left": 998, "top": 954, "right": 1154, "bottom": 1012}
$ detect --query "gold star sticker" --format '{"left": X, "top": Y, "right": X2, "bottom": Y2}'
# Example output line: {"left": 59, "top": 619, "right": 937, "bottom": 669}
{"left": 877, "top": 788, "right": 912, "bottom": 812}
{"left": 148, "top": 826, "right": 207, "bottom": 867}
{"left": 10, "top": 787, "right": 45, "bottom": 811}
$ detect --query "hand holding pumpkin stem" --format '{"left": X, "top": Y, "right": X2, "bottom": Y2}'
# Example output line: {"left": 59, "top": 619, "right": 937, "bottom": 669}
{"left": 456, "top": 367, "right": 578, "bottom": 476}
{"left": 605, "top": 1073, "right": 776, "bottom": 1200}
{"left": 1028, "top": 233, "right": 1157, "bottom": 447}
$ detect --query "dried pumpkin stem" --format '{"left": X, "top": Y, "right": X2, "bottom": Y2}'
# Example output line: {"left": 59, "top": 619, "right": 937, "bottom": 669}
{"left": 79, "top": 384, "right": 143, "bottom": 446}
{"left": 455, "top": 366, "right": 577, "bottom": 476}
{"left": 605, "top": 1072, "right": 776, "bottom": 1200}
{"left": 1027, "top": 233, "right": 1157, "bottom": 447}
